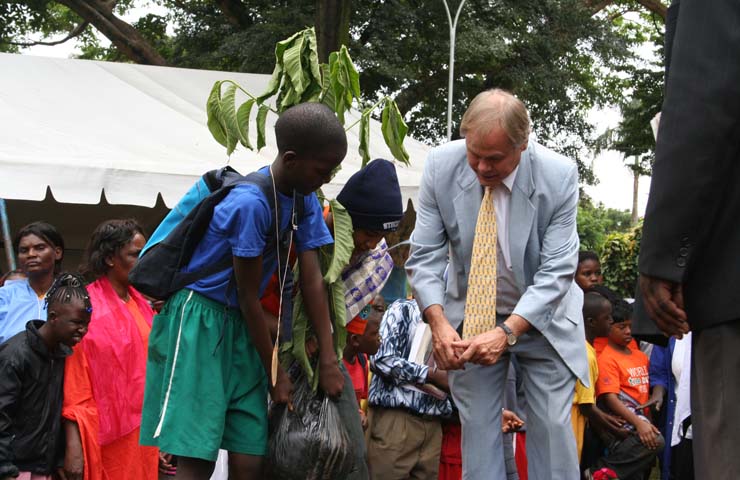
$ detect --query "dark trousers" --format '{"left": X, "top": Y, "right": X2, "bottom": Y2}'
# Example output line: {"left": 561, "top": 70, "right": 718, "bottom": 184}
{"left": 691, "top": 320, "right": 740, "bottom": 480}
{"left": 670, "top": 439, "right": 694, "bottom": 480}
{"left": 336, "top": 362, "right": 370, "bottom": 480}
{"left": 595, "top": 432, "right": 664, "bottom": 480}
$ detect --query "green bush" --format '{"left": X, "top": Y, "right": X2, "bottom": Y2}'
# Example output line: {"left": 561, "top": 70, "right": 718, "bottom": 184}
{"left": 599, "top": 222, "right": 642, "bottom": 298}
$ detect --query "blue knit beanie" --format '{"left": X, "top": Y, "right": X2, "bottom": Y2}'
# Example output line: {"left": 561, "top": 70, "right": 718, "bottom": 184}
{"left": 337, "top": 159, "right": 403, "bottom": 232}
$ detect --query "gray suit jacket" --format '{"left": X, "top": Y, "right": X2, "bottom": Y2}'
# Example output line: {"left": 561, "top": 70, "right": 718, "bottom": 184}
{"left": 406, "top": 139, "right": 588, "bottom": 383}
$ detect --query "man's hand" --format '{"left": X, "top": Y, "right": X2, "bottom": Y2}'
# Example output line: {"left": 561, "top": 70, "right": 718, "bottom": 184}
{"left": 502, "top": 409, "right": 524, "bottom": 433}
{"left": 426, "top": 307, "right": 464, "bottom": 370}
{"left": 636, "top": 420, "right": 661, "bottom": 450}
{"left": 639, "top": 274, "right": 689, "bottom": 338}
{"left": 319, "top": 359, "right": 344, "bottom": 398}
{"left": 270, "top": 366, "right": 294, "bottom": 405}
{"left": 452, "top": 327, "right": 508, "bottom": 366}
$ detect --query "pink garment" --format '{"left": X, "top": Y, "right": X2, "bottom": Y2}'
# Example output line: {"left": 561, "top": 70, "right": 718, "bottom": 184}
{"left": 17, "top": 473, "right": 52, "bottom": 480}
{"left": 82, "top": 277, "right": 154, "bottom": 445}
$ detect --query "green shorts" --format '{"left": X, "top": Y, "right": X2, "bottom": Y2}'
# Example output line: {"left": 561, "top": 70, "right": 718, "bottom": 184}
{"left": 140, "top": 289, "right": 268, "bottom": 461}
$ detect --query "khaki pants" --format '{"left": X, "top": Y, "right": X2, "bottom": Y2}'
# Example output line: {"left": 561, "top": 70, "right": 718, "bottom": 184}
{"left": 367, "top": 406, "right": 442, "bottom": 480}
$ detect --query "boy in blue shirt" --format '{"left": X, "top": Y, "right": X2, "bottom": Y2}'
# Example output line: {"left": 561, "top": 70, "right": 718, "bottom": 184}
{"left": 140, "top": 103, "right": 348, "bottom": 480}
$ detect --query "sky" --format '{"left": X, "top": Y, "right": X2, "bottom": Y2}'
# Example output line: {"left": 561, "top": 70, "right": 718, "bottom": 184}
{"left": 20, "top": 6, "right": 654, "bottom": 216}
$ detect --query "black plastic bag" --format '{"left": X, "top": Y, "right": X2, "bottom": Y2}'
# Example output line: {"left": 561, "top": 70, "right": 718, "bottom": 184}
{"left": 266, "top": 370, "right": 355, "bottom": 480}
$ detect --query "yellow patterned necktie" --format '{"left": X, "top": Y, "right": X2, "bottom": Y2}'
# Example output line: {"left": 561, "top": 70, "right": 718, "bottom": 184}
{"left": 463, "top": 186, "right": 497, "bottom": 339}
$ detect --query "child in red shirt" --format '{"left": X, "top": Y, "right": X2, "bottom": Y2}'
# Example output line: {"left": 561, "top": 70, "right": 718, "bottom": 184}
{"left": 588, "top": 301, "right": 664, "bottom": 480}
{"left": 342, "top": 296, "right": 385, "bottom": 429}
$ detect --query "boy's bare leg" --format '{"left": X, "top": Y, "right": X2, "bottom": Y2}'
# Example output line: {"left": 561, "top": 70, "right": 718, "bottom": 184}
{"left": 175, "top": 456, "right": 215, "bottom": 480}
{"left": 228, "top": 452, "right": 263, "bottom": 480}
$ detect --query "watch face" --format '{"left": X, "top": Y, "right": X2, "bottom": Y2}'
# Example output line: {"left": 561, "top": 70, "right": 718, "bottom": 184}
{"left": 507, "top": 334, "right": 517, "bottom": 346}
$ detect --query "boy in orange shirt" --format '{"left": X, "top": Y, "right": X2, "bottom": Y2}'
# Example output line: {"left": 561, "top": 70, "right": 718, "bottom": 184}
{"left": 588, "top": 301, "right": 664, "bottom": 480}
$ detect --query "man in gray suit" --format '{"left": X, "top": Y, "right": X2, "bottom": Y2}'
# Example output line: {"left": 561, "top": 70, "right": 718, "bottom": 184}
{"left": 637, "top": 0, "right": 740, "bottom": 477}
{"left": 406, "top": 89, "right": 587, "bottom": 479}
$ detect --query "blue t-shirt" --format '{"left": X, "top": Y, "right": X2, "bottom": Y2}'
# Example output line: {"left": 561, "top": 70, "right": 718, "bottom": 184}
{"left": 0, "top": 279, "right": 47, "bottom": 344}
{"left": 185, "top": 168, "right": 333, "bottom": 307}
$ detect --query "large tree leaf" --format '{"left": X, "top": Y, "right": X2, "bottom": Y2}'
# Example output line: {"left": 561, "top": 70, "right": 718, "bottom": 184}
{"left": 282, "top": 30, "right": 308, "bottom": 97}
{"left": 358, "top": 111, "right": 371, "bottom": 166}
{"left": 288, "top": 289, "right": 314, "bottom": 379}
{"left": 206, "top": 81, "right": 227, "bottom": 148}
{"left": 322, "top": 199, "right": 354, "bottom": 284}
{"left": 381, "top": 99, "right": 410, "bottom": 165}
{"left": 319, "top": 62, "right": 335, "bottom": 109}
{"left": 220, "top": 83, "right": 239, "bottom": 155}
{"left": 338, "top": 46, "right": 360, "bottom": 100}
{"left": 236, "top": 99, "right": 254, "bottom": 149}
{"left": 256, "top": 103, "right": 269, "bottom": 150}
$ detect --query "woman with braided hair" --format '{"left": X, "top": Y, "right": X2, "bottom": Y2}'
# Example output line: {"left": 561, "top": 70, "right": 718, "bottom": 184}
{"left": 62, "top": 219, "right": 162, "bottom": 480}
{"left": 0, "top": 273, "right": 92, "bottom": 480}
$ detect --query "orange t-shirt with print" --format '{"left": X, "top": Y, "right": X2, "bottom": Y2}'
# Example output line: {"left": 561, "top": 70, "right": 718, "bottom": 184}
{"left": 596, "top": 343, "right": 650, "bottom": 405}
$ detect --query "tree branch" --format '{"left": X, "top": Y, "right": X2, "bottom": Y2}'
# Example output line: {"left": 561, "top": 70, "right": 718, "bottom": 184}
{"left": 213, "top": 0, "right": 252, "bottom": 28}
{"left": 634, "top": 0, "right": 667, "bottom": 20}
{"left": 55, "top": 0, "right": 168, "bottom": 65}
{"left": 587, "top": 0, "right": 615, "bottom": 14}
{"left": 6, "top": 21, "right": 89, "bottom": 47}
{"left": 586, "top": 0, "right": 666, "bottom": 21}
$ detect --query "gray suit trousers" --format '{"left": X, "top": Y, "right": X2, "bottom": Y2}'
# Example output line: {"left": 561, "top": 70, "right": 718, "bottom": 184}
{"left": 449, "top": 325, "right": 578, "bottom": 480}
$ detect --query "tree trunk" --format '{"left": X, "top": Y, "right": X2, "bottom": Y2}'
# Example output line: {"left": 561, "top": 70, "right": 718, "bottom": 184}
{"left": 631, "top": 157, "right": 640, "bottom": 226}
{"left": 56, "top": 0, "right": 168, "bottom": 66}
{"left": 315, "top": 0, "right": 352, "bottom": 63}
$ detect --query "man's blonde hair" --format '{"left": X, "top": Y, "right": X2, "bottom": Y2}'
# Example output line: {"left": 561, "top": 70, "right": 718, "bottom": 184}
{"left": 459, "top": 89, "right": 530, "bottom": 147}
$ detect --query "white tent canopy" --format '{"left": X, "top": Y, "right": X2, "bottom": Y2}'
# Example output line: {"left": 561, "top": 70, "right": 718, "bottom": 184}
{"left": 0, "top": 53, "right": 430, "bottom": 208}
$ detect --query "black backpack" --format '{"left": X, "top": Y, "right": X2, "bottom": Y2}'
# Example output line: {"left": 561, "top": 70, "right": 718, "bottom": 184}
{"left": 129, "top": 166, "right": 304, "bottom": 306}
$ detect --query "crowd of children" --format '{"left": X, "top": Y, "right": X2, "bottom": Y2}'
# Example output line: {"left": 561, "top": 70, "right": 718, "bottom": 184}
{"left": 0, "top": 101, "right": 680, "bottom": 480}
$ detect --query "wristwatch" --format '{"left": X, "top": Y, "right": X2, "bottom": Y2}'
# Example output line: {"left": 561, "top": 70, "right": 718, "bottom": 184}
{"left": 497, "top": 323, "right": 518, "bottom": 346}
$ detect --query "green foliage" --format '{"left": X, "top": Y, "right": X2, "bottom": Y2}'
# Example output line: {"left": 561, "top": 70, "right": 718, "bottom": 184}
{"left": 205, "top": 27, "right": 410, "bottom": 165}
{"left": 599, "top": 221, "right": 643, "bottom": 298}
{"left": 595, "top": 44, "right": 664, "bottom": 177}
{"left": 577, "top": 197, "right": 632, "bottom": 251}
{"left": 283, "top": 199, "right": 355, "bottom": 386}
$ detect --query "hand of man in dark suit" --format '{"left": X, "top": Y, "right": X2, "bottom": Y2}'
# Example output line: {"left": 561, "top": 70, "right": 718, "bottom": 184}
{"left": 638, "top": 274, "right": 689, "bottom": 338}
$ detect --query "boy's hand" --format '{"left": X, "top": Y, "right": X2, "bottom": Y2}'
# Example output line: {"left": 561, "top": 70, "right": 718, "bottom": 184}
{"left": 270, "top": 366, "right": 294, "bottom": 405}
{"left": 501, "top": 409, "right": 524, "bottom": 433}
{"left": 359, "top": 409, "right": 368, "bottom": 430}
{"left": 319, "top": 359, "right": 344, "bottom": 398}
{"left": 158, "top": 452, "right": 176, "bottom": 476}
{"left": 636, "top": 420, "right": 661, "bottom": 450}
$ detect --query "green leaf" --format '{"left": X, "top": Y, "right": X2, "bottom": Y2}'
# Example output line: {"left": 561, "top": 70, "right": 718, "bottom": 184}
{"left": 305, "top": 27, "right": 322, "bottom": 87}
{"left": 381, "top": 99, "right": 410, "bottom": 165}
{"left": 289, "top": 289, "right": 314, "bottom": 380}
{"left": 236, "top": 99, "right": 254, "bottom": 149}
{"left": 220, "top": 83, "right": 239, "bottom": 155}
{"left": 319, "top": 62, "right": 335, "bottom": 108}
{"left": 257, "top": 29, "right": 304, "bottom": 103}
{"left": 338, "top": 46, "right": 360, "bottom": 100}
{"left": 282, "top": 31, "right": 307, "bottom": 97}
{"left": 322, "top": 199, "right": 354, "bottom": 284}
{"left": 256, "top": 104, "right": 269, "bottom": 150}
{"left": 358, "top": 112, "right": 371, "bottom": 167}
{"left": 206, "top": 81, "right": 227, "bottom": 148}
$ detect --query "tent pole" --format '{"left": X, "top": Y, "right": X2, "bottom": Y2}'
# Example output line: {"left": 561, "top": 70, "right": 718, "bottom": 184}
{"left": 0, "top": 199, "right": 15, "bottom": 272}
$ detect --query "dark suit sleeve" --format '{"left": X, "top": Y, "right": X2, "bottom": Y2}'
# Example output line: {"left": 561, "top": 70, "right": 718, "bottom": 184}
{"left": 638, "top": 0, "right": 740, "bottom": 281}
{"left": 0, "top": 358, "right": 21, "bottom": 478}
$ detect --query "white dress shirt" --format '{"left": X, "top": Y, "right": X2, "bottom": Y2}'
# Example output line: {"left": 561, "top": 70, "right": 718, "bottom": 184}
{"left": 491, "top": 165, "right": 521, "bottom": 315}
